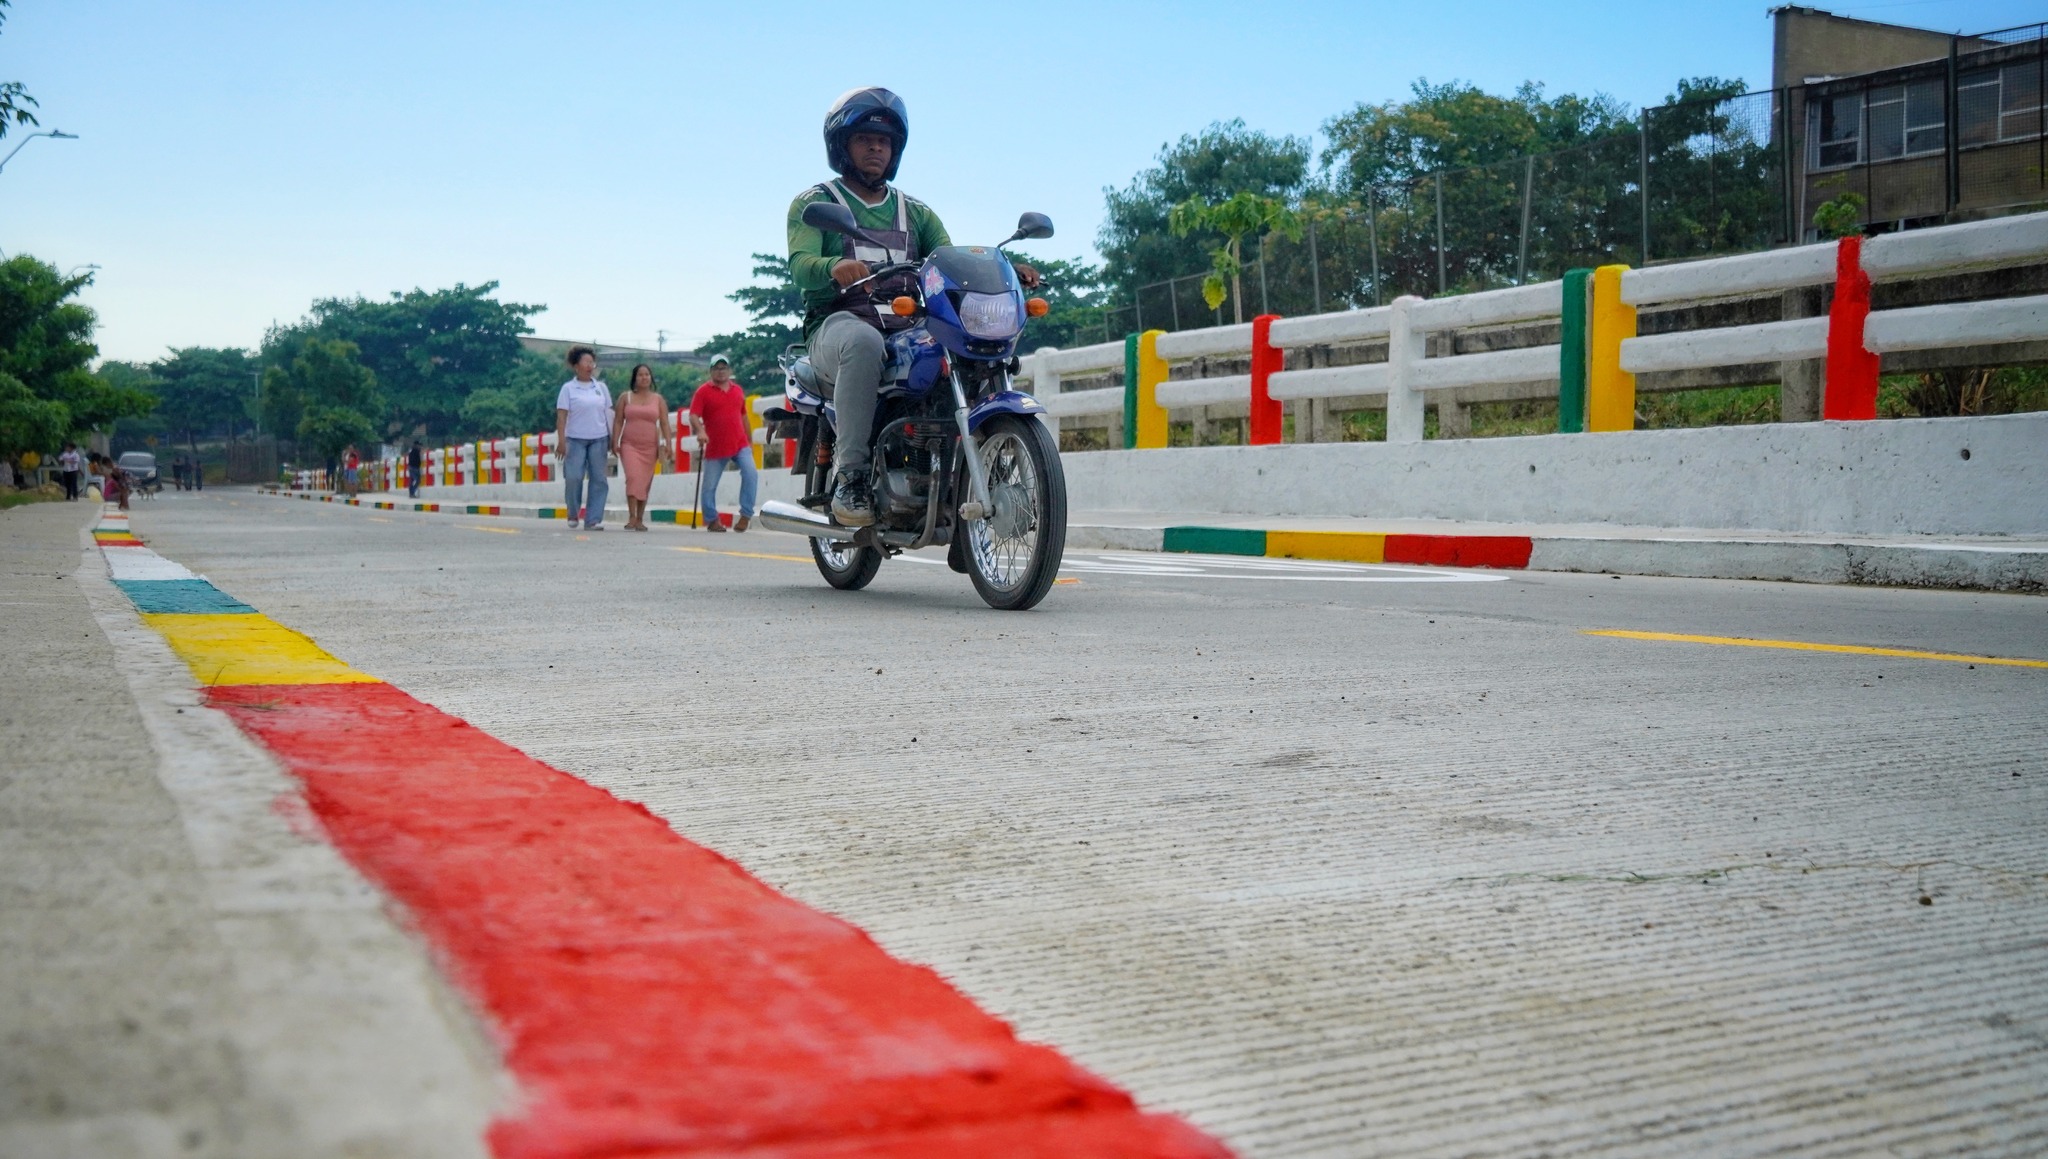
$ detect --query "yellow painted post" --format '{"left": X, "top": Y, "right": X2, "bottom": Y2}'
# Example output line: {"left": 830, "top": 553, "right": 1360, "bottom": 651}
{"left": 747, "top": 397, "right": 765, "bottom": 468}
{"left": 1586, "top": 264, "right": 1637, "bottom": 432}
{"left": 520, "top": 434, "right": 535, "bottom": 482}
{"left": 1134, "top": 329, "right": 1169, "bottom": 449}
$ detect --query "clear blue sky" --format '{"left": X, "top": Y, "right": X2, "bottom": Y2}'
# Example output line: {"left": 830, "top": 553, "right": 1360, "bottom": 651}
{"left": 2, "top": 0, "right": 2030, "bottom": 363}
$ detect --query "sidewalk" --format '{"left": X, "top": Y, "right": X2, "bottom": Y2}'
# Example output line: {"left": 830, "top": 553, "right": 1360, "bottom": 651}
{"left": 260, "top": 489, "right": 2048, "bottom": 591}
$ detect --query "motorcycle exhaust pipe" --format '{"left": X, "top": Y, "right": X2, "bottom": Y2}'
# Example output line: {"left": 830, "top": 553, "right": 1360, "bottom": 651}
{"left": 756, "top": 499, "right": 859, "bottom": 542}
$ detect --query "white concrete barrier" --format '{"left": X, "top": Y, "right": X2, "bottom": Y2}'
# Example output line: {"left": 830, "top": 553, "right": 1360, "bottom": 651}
{"left": 1058, "top": 411, "right": 2048, "bottom": 537}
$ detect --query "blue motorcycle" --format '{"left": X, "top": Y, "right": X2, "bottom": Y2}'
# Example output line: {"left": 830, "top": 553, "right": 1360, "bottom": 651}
{"left": 756, "top": 202, "right": 1067, "bottom": 611}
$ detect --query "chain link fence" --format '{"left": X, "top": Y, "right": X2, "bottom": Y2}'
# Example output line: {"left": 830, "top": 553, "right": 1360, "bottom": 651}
{"left": 1099, "top": 26, "right": 2045, "bottom": 339}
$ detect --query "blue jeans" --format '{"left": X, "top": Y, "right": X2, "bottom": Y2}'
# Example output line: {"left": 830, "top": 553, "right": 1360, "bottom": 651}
{"left": 700, "top": 452, "right": 758, "bottom": 521}
{"left": 563, "top": 436, "right": 610, "bottom": 527}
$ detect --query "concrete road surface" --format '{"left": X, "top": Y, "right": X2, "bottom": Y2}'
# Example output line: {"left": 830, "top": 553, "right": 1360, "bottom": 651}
{"left": 11, "top": 489, "right": 2048, "bottom": 1158}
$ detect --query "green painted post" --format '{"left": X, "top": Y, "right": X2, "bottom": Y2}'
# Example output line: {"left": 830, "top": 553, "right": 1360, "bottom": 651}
{"left": 1122, "top": 332, "right": 1139, "bottom": 450}
{"left": 1558, "top": 268, "right": 1592, "bottom": 433}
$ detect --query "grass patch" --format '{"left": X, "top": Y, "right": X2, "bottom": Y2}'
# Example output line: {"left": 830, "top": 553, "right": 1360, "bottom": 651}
{"left": 1, "top": 486, "right": 63, "bottom": 511}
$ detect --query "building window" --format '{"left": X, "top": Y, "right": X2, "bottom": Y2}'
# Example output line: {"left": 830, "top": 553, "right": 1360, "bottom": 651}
{"left": 1865, "top": 81, "right": 1948, "bottom": 160}
{"left": 1959, "top": 63, "right": 2048, "bottom": 147}
{"left": 2002, "top": 61, "right": 2043, "bottom": 141}
{"left": 1809, "top": 92, "right": 1862, "bottom": 169}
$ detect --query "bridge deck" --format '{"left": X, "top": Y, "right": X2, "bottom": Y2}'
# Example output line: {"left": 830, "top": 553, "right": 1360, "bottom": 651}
{"left": 7, "top": 491, "right": 2045, "bottom": 1158}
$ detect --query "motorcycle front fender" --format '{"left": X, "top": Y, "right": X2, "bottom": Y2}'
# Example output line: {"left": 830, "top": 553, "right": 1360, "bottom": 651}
{"left": 965, "top": 390, "right": 1047, "bottom": 434}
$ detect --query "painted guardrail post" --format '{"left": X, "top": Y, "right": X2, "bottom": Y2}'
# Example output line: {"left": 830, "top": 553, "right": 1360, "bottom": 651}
{"left": 1123, "top": 331, "right": 1169, "bottom": 449}
{"left": 1028, "top": 347, "right": 1061, "bottom": 442}
{"left": 1249, "top": 315, "right": 1284, "bottom": 445}
{"left": 1558, "top": 268, "right": 1592, "bottom": 433}
{"left": 1386, "top": 296, "right": 1425, "bottom": 445}
{"left": 1587, "top": 264, "right": 1637, "bottom": 432}
{"left": 1824, "top": 235, "right": 1880, "bottom": 421}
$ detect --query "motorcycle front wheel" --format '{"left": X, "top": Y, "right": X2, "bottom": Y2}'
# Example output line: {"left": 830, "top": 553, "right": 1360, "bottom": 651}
{"left": 811, "top": 536, "right": 883, "bottom": 590}
{"left": 963, "top": 414, "right": 1066, "bottom": 611}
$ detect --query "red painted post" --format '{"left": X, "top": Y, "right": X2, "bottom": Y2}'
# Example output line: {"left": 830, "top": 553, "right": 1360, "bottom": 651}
{"left": 1249, "top": 314, "right": 1284, "bottom": 445}
{"left": 1823, "top": 235, "right": 1880, "bottom": 420}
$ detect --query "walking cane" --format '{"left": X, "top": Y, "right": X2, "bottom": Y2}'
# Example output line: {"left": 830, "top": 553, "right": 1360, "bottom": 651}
{"left": 688, "top": 437, "right": 700, "bottom": 529}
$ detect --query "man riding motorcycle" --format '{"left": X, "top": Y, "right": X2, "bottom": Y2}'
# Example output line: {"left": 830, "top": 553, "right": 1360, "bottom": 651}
{"left": 786, "top": 86, "right": 1035, "bottom": 527}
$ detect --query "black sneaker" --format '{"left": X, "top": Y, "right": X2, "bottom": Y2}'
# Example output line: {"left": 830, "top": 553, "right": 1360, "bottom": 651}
{"left": 830, "top": 467, "right": 875, "bottom": 527}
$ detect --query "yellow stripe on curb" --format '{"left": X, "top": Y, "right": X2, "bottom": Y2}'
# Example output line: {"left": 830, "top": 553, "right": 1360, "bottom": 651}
{"left": 142, "top": 613, "right": 381, "bottom": 685}
{"left": 1265, "top": 531, "right": 1386, "bottom": 563}
{"left": 1586, "top": 629, "right": 2048, "bottom": 669}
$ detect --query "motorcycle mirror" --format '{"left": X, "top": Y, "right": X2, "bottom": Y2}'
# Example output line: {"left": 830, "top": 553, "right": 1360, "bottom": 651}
{"left": 802, "top": 200, "right": 891, "bottom": 249}
{"left": 801, "top": 200, "right": 860, "bottom": 235}
{"left": 1013, "top": 212, "right": 1055, "bottom": 241}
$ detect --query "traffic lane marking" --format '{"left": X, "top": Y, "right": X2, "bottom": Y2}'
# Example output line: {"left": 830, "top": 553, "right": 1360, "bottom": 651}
{"left": 464, "top": 525, "right": 519, "bottom": 535}
{"left": 671, "top": 545, "right": 813, "bottom": 563}
{"left": 1587, "top": 629, "right": 2048, "bottom": 669}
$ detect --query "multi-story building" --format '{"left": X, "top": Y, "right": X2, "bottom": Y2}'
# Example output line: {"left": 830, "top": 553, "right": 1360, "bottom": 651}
{"left": 1774, "top": 7, "right": 2046, "bottom": 239}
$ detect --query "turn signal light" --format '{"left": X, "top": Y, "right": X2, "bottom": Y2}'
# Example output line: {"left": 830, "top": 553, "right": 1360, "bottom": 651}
{"left": 891, "top": 296, "right": 917, "bottom": 316}
{"left": 1025, "top": 297, "right": 1050, "bottom": 318}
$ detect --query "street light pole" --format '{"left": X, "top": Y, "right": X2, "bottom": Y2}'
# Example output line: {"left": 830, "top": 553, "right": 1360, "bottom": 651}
{"left": 0, "top": 130, "right": 80, "bottom": 176}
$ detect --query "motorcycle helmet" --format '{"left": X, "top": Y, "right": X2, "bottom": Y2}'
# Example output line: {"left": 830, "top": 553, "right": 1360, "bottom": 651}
{"left": 824, "top": 87, "right": 909, "bottom": 182}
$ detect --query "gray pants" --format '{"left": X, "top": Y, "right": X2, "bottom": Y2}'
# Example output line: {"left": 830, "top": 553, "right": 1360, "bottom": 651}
{"left": 810, "top": 311, "right": 885, "bottom": 473}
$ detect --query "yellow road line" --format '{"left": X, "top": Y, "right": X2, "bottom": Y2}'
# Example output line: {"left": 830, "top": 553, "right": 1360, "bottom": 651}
{"left": 1586, "top": 629, "right": 2048, "bottom": 669}
{"left": 465, "top": 525, "right": 520, "bottom": 535}
{"left": 671, "top": 545, "right": 811, "bottom": 563}
{"left": 368, "top": 516, "right": 392, "bottom": 523}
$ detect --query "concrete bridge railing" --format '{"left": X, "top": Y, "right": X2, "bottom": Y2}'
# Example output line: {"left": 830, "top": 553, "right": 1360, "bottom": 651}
{"left": 1020, "top": 212, "right": 2048, "bottom": 446}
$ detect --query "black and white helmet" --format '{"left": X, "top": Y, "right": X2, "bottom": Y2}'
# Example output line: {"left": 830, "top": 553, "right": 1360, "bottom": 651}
{"left": 823, "top": 87, "right": 909, "bottom": 182}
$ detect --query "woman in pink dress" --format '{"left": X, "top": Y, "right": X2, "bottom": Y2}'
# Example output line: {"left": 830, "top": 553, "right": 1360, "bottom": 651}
{"left": 610, "top": 364, "right": 672, "bottom": 531}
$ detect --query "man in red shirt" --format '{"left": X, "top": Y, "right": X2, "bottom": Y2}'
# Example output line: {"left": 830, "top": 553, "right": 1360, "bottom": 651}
{"left": 688, "top": 354, "right": 758, "bottom": 532}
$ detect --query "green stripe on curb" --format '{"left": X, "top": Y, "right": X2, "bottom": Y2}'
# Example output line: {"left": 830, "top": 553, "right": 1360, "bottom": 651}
{"left": 1163, "top": 526, "right": 1268, "bottom": 556}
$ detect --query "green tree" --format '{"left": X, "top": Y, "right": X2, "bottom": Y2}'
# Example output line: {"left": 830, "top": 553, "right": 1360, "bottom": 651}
{"left": 701, "top": 253, "right": 801, "bottom": 393}
{"left": 263, "top": 338, "right": 383, "bottom": 463}
{"left": 458, "top": 350, "right": 569, "bottom": 437}
{"left": 1168, "top": 193, "right": 1302, "bottom": 323}
{"left": 0, "top": 256, "right": 152, "bottom": 460}
{"left": 266, "top": 282, "right": 542, "bottom": 439}
{"left": 0, "top": 1, "right": 37, "bottom": 144}
{"left": 1010, "top": 252, "right": 1110, "bottom": 352}
{"left": 1098, "top": 120, "right": 1312, "bottom": 308}
{"left": 1643, "top": 77, "right": 1776, "bottom": 259}
{"left": 150, "top": 346, "right": 257, "bottom": 453}
{"left": 1319, "top": 79, "right": 1635, "bottom": 297}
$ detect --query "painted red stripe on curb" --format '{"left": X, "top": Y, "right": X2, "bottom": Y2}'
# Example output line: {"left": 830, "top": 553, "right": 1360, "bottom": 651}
{"left": 203, "top": 682, "right": 1228, "bottom": 1159}
{"left": 1383, "top": 534, "right": 1532, "bottom": 569}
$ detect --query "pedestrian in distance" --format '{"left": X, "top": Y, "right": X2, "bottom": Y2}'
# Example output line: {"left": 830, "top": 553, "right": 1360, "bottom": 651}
{"left": 554, "top": 346, "right": 614, "bottom": 531}
{"left": 611, "top": 363, "right": 672, "bottom": 533}
{"left": 95, "top": 453, "right": 130, "bottom": 511}
{"left": 689, "top": 354, "right": 758, "bottom": 533}
{"left": 407, "top": 441, "right": 423, "bottom": 499}
{"left": 342, "top": 445, "right": 361, "bottom": 496}
{"left": 57, "top": 444, "right": 82, "bottom": 500}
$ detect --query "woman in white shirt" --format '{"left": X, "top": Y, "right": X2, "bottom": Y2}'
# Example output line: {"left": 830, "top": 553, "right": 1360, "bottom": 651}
{"left": 554, "top": 346, "right": 614, "bottom": 530}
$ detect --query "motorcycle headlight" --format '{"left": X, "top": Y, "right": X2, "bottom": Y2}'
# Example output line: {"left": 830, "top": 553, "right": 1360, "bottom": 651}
{"left": 957, "top": 291, "right": 1021, "bottom": 340}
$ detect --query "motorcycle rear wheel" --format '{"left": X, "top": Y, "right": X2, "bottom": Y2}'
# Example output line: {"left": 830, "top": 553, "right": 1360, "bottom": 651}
{"left": 964, "top": 414, "right": 1066, "bottom": 611}
{"left": 811, "top": 536, "right": 883, "bottom": 590}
